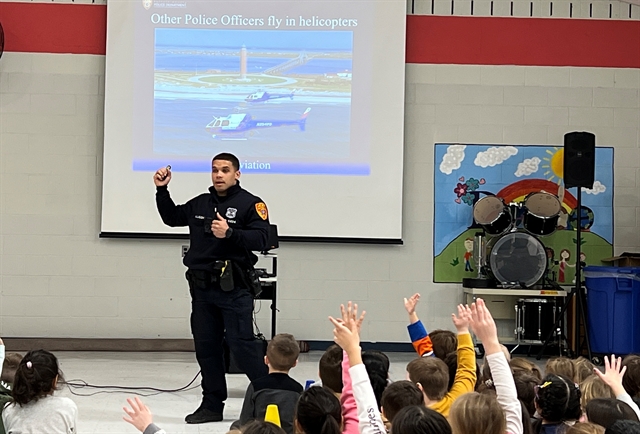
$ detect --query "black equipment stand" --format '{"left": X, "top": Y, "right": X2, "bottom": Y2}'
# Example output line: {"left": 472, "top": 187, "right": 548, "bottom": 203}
{"left": 537, "top": 186, "right": 592, "bottom": 361}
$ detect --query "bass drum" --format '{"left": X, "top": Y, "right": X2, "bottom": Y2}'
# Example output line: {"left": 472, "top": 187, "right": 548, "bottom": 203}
{"left": 489, "top": 232, "right": 547, "bottom": 288}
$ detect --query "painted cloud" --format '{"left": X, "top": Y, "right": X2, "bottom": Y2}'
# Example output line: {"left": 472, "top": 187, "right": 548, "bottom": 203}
{"left": 440, "top": 145, "right": 466, "bottom": 175}
{"left": 582, "top": 181, "right": 606, "bottom": 195}
{"left": 474, "top": 146, "right": 518, "bottom": 168}
{"left": 515, "top": 157, "right": 541, "bottom": 177}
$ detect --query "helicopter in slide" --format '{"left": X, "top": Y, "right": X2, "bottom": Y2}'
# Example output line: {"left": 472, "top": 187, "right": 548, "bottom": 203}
{"left": 245, "top": 90, "right": 295, "bottom": 103}
{"left": 205, "top": 108, "right": 311, "bottom": 139}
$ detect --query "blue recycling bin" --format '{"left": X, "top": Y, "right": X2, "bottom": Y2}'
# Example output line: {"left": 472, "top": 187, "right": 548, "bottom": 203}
{"left": 584, "top": 266, "right": 640, "bottom": 355}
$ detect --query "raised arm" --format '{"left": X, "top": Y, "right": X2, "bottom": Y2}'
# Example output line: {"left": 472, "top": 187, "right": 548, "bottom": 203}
{"left": 404, "top": 294, "right": 434, "bottom": 357}
{"left": 330, "top": 303, "right": 385, "bottom": 434}
{"left": 595, "top": 354, "right": 640, "bottom": 420}
{"left": 442, "top": 305, "right": 477, "bottom": 401}
{"left": 469, "top": 299, "right": 522, "bottom": 434}
{"left": 154, "top": 168, "right": 189, "bottom": 227}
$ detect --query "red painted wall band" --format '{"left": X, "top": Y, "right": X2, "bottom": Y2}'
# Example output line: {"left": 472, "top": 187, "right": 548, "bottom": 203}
{"left": 406, "top": 15, "right": 640, "bottom": 68}
{"left": 1, "top": 2, "right": 638, "bottom": 67}
{"left": 0, "top": 2, "right": 107, "bottom": 55}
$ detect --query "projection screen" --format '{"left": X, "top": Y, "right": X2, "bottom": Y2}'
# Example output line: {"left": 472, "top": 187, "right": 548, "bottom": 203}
{"left": 101, "top": 0, "right": 406, "bottom": 242}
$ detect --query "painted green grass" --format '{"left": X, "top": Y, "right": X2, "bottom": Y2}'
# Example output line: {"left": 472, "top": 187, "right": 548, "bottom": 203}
{"left": 434, "top": 229, "right": 613, "bottom": 283}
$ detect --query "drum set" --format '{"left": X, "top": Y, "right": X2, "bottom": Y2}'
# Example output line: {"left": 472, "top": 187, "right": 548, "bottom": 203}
{"left": 465, "top": 191, "right": 564, "bottom": 345}
{"left": 465, "top": 191, "right": 562, "bottom": 289}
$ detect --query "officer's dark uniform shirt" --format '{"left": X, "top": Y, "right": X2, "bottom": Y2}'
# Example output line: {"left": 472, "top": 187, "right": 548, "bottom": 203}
{"left": 155, "top": 182, "right": 269, "bottom": 270}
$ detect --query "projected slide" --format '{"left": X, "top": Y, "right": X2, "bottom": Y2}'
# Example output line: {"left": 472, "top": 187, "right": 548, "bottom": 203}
{"left": 147, "top": 29, "right": 353, "bottom": 173}
{"left": 102, "top": 0, "right": 406, "bottom": 238}
{"left": 129, "top": 2, "right": 374, "bottom": 176}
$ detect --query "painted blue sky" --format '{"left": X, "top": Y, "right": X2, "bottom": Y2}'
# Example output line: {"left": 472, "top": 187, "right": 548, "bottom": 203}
{"left": 433, "top": 144, "right": 614, "bottom": 256}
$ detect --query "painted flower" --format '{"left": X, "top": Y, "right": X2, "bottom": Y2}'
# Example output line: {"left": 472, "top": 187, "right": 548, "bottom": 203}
{"left": 454, "top": 183, "right": 467, "bottom": 197}
{"left": 466, "top": 178, "right": 480, "bottom": 191}
{"left": 462, "top": 193, "right": 475, "bottom": 205}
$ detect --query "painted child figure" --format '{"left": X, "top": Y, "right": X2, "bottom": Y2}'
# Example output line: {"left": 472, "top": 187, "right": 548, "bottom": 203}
{"left": 463, "top": 238, "right": 474, "bottom": 272}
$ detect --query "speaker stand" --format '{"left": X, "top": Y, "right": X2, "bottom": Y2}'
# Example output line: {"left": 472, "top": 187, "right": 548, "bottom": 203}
{"left": 537, "top": 186, "right": 592, "bottom": 361}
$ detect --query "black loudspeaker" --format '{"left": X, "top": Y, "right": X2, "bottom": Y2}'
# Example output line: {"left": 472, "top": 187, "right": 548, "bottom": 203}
{"left": 563, "top": 132, "right": 595, "bottom": 189}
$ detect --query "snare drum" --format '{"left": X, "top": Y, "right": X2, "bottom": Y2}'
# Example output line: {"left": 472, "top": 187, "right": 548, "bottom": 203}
{"left": 523, "top": 192, "right": 561, "bottom": 236}
{"left": 473, "top": 196, "right": 513, "bottom": 236}
{"left": 515, "top": 298, "right": 557, "bottom": 342}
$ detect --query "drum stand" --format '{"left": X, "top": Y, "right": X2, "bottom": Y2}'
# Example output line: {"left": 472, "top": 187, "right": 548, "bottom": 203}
{"left": 537, "top": 187, "right": 592, "bottom": 361}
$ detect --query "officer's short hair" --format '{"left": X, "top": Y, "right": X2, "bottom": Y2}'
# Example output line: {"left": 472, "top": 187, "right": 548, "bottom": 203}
{"left": 267, "top": 334, "right": 299, "bottom": 371}
{"left": 213, "top": 153, "right": 240, "bottom": 171}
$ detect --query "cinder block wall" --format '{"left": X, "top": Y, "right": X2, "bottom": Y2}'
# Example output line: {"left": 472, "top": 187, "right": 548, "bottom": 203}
{"left": 1, "top": 0, "right": 638, "bottom": 342}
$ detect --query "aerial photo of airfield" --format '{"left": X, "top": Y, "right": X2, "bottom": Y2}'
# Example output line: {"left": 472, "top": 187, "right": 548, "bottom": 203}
{"left": 153, "top": 29, "right": 353, "bottom": 159}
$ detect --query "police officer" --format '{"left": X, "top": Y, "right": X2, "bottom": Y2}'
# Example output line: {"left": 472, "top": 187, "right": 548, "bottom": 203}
{"left": 154, "top": 153, "right": 269, "bottom": 424}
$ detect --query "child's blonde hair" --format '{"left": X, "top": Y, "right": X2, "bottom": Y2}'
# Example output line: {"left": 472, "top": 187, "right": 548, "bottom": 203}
{"left": 573, "top": 357, "right": 596, "bottom": 384}
{"left": 565, "top": 422, "right": 605, "bottom": 434}
{"left": 449, "top": 392, "right": 505, "bottom": 434}
{"left": 510, "top": 357, "right": 542, "bottom": 381}
{"left": 546, "top": 357, "right": 575, "bottom": 381}
{"left": 580, "top": 375, "right": 614, "bottom": 411}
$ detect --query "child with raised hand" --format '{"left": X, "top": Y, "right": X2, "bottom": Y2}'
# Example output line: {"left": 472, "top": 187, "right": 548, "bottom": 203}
{"left": 457, "top": 298, "right": 523, "bottom": 434}
{"left": 404, "top": 294, "right": 457, "bottom": 359}
{"left": 2, "top": 349, "right": 77, "bottom": 434}
{"left": 329, "top": 302, "right": 385, "bottom": 434}
{"left": 336, "top": 302, "right": 365, "bottom": 434}
{"left": 123, "top": 397, "right": 166, "bottom": 434}
{"left": 404, "top": 293, "right": 434, "bottom": 357}
{"left": 406, "top": 304, "right": 476, "bottom": 417}
{"left": 594, "top": 355, "right": 640, "bottom": 420}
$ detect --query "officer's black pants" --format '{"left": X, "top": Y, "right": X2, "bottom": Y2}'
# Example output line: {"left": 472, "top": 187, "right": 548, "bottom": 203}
{"left": 189, "top": 280, "right": 268, "bottom": 413}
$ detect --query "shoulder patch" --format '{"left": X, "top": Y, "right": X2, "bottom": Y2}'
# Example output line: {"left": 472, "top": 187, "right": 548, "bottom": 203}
{"left": 255, "top": 202, "right": 268, "bottom": 220}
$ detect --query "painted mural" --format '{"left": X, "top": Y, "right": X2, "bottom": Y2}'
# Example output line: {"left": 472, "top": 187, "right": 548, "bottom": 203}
{"left": 433, "top": 144, "right": 614, "bottom": 284}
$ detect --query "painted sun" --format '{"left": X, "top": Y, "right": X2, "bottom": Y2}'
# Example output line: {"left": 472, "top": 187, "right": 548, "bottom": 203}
{"left": 542, "top": 147, "right": 564, "bottom": 184}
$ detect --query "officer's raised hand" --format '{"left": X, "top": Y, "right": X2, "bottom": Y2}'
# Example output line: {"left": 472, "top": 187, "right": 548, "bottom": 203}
{"left": 153, "top": 166, "right": 171, "bottom": 187}
{"left": 211, "top": 212, "right": 230, "bottom": 238}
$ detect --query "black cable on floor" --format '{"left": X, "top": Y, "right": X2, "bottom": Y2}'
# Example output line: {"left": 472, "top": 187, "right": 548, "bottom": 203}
{"left": 63, "top": 370, "right": 201, "bottom": 397}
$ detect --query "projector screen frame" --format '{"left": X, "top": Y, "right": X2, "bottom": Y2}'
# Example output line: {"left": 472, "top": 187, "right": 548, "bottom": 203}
{"left": 100, "top": 0, "right": 406, "bottom": 241}
{"left": 98, "top": 232, "right": 403, "bottom": 245}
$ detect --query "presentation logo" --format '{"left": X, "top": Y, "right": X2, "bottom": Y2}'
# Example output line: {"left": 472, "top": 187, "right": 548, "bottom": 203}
{"left": 226, "top": 208, "right": 237, "bottom": 219}
{"left": 142, "top": 0, "right": 152, "bottom": 10}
